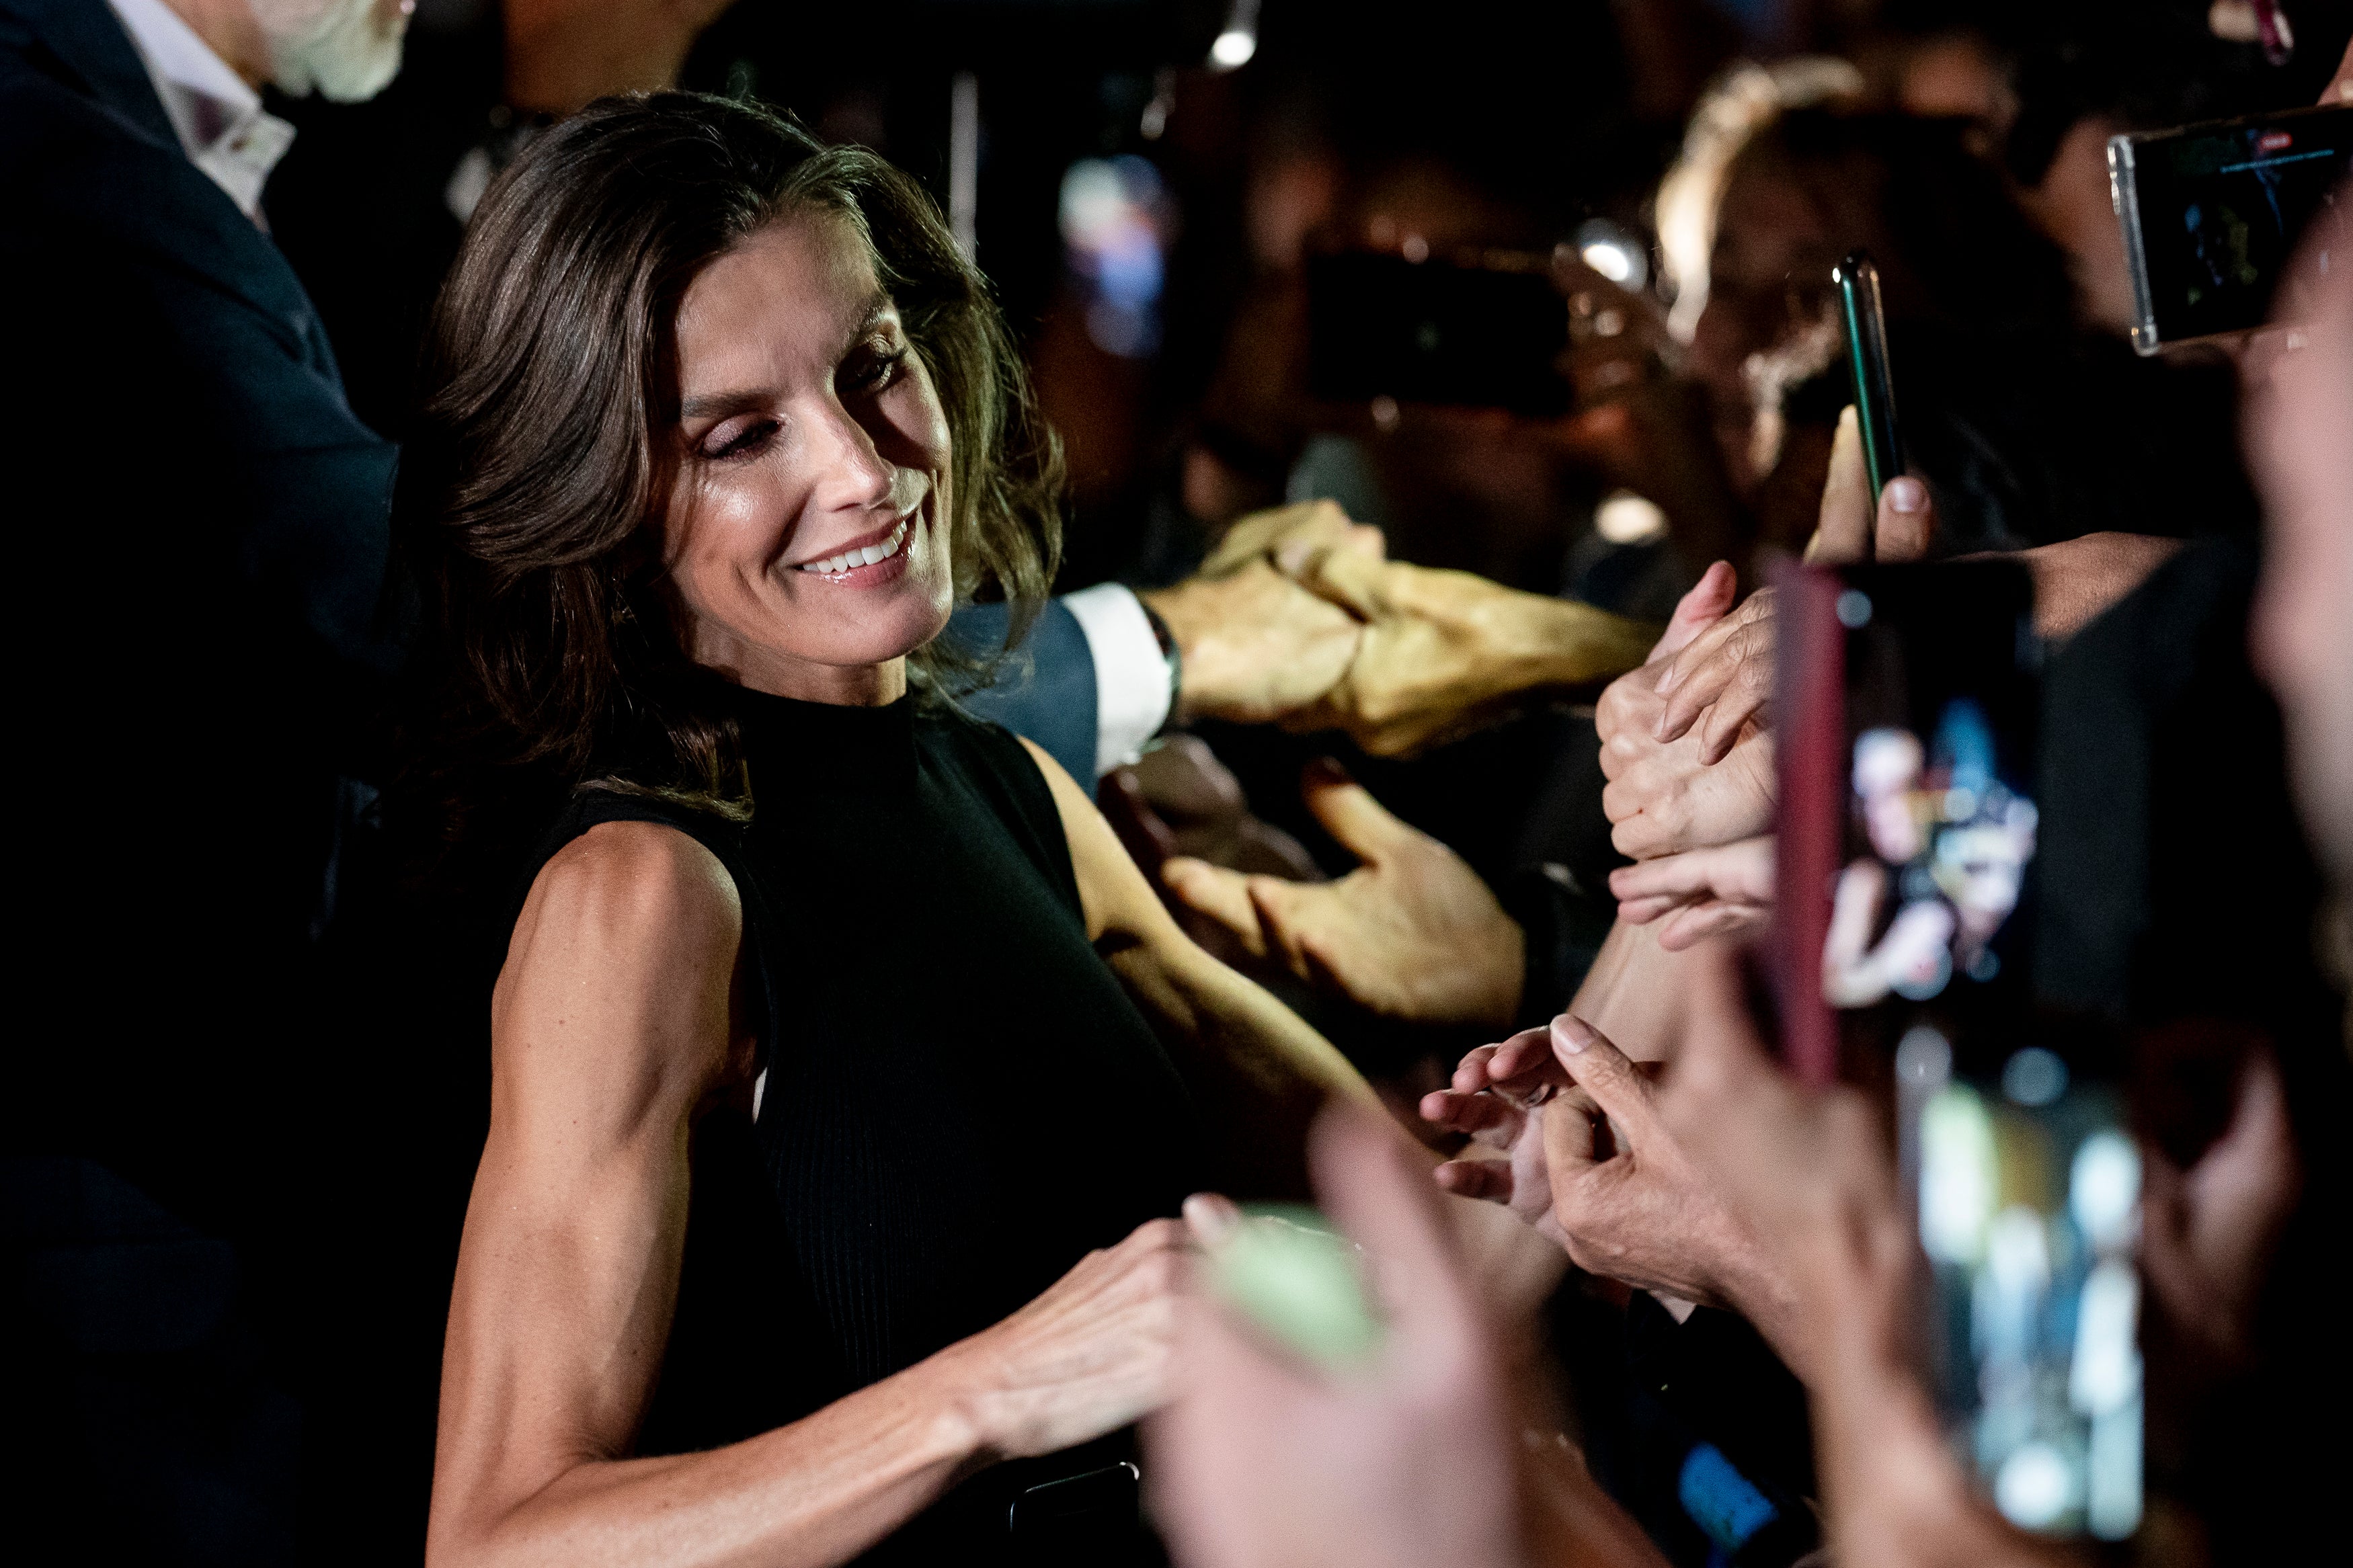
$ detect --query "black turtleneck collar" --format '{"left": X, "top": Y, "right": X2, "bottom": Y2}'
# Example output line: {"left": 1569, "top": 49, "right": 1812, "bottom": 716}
{"left": 729, "top": 683, "right": 922, "bottom": 803}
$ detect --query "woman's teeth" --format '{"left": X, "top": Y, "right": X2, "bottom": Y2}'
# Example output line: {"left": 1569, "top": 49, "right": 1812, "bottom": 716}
{"left": 799, "top": 519, "right": 910, "bottom": 576}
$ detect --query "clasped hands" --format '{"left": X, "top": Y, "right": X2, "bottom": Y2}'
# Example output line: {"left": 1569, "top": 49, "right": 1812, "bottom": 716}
{"left": 1143, "top": 500, "right": 1655, "bottom": 759}
{"left": 1599, "top": 405, "right": 1940, "bottom": 943}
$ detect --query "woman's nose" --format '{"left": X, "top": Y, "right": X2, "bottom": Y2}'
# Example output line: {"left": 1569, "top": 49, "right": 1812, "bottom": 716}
{"left": 810, "top": 402, "right": 897, "bottom": 510}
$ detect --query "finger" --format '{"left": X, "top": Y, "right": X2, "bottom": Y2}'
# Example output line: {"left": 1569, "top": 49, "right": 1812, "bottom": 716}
{"left": 1649, "top": 559, "right": 1737, "bottom": 661}
{"left": 1161, "top": 858, "right": 1269, "bottom": 956}
{"left": 1480, "top": 1028, "right": 1561, "bottom": 1087}
{"left": 1548, "top": 1015, "right": 1660, "bottom": 1137}
{"left": 1420, "top": 1087, "right": 1519, "bottom": 1137}
{"left": 1309, "top": 1106, "right": 1470, "bottom": 1333}
{"left": 1183, "top": 1192, "right": 1244, "bottom": 1247}
{"left": 1433, "top": 1157, "right": 1516, "bottom": 1203}
{"left": 1876, "top": 475, "right": 1935, "bottom": 562}
{"left": 1281, "top": 540, "right": 1391, "bottom": 621}
{"left": 1805, "top": 405, "right": 1871, "bottom": 565}
{"left": 1654, "top": 586, "right": 1763, "bottom": 707}
{"left": 1449, "top": 1042, "right": 1505, "bottom": 1094}
{"left": 1615, "top": 894, "right": 1693, "bottom": 926}
{"left": 1693, "top": 657, "right": 1771, "bottom": 764}
{"left": 1609, "top": 846, "right": 1725, "bottom": 903}
{"left": 1656, "top": 901, "right": 1768, "bottom": 950}
{"left": 1298, "top": 759, "right": 1415, "bottom": 864}
{"left": 1246, "top": 876, "right": 1320, "bottom": 983}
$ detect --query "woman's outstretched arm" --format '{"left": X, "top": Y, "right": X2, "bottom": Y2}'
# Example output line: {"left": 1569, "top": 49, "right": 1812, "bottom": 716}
{"left": 429, "top": 820, "right": 1187, "bottom": 1568}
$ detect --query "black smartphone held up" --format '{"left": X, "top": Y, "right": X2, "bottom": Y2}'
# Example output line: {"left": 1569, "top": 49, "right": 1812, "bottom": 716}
{"left": 1777, "top": 561, "right": 2143, "bottom": 1542}
{"left": 1832, "top": 251, "right": 1902, "bottom": 511}
{"left": 2108, "top": 102, "right": 2353, "bottom": 354}
{"left": 1305, "top": 251, "right": 1572, "bottom": 417}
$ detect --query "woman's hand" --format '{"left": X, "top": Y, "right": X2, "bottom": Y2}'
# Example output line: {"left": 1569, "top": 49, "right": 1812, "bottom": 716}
{"left": 928, "top": 1216, "right": 1195, "bottom": 1463}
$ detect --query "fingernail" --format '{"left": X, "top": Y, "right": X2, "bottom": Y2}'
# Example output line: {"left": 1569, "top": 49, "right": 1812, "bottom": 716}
{"left": 1886, "top": 477, "right": 1925, "bottom": 514}
{"left": 1551, "top": 1016, "right": 1593, "bottom": 1054}
{"left": 1183, "top": 1192, "right": 1240, "bottom": 1243}
{"left": 1303, "top": 757, "right": 1353, "bottom": 791}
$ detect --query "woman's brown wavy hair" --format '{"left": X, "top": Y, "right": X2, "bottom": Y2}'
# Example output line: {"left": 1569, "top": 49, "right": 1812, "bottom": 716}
{"left": 398, "top": 91, "right": 1062, "bottom": 840}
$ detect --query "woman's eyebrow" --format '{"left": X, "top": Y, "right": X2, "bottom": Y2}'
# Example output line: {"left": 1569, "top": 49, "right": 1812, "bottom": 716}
{"left": 678, "top": 298, "right": 898, "bottom": 423}
{"left": 840, "top": 293, "right": 895, "bottom": 354}
{"left": 679, "top": 387, "right": 775, "bottom": 421}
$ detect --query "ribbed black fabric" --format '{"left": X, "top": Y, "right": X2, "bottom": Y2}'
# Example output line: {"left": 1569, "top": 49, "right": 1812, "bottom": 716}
{"left": 522, "top": 688, "right": 1201, "bottom": 1564}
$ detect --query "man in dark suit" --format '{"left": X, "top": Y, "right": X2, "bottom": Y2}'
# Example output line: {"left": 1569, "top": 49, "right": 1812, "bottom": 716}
{"left": 0, "top": 1, "right": 411, "bottom": 1559}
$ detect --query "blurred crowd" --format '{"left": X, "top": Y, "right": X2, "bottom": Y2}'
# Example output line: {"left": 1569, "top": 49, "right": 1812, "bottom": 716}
{"left": 3, "top": 0, "right": 2350, "bottom": 1565}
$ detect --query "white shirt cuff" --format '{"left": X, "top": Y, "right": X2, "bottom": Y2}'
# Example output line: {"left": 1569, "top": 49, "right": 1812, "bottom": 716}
{"left": 1060, "top": 583, "right": 1174, "bottom": 777}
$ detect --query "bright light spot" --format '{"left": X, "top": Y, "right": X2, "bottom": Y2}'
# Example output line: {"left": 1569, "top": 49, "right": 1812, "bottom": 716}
{"left": 1895, "top": 1025, "right": 1951, "bottom": 1086}
{"left": 1920, "top": 1084, "right": 1995, "bottom": 1264}
{"left": 1995, "top": 1442, "right": 2077, "bottom": 1530}
{"left": 2069, "top": 1260, "right": 2141, "bottom": 1415}
{"left": 2001, "top": 1046, "right": 2067, "bottom": 1107}
{"left": 1209, "top": 29, "right": 1257, "bottom": 68}
{"left": 2069, "top": 1131, "right": 2140, "bottom": 1253}
{"left": 1595, "top": 491, "right": 1667, "bottom": 544}
{"left": 1582, "top": 241, "right": 1635, "bottom": 283}
{"left": 1574, "top": 218, "right": 1648, "bottom": 290}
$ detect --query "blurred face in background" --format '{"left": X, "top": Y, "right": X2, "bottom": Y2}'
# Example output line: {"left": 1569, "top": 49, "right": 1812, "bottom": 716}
{"left": 2249, "top": 238, "right": 2353, "bottom": 886}
{"left": 249, "top": 0, "right": 411, "bottom": 101}
{"left": 1687, "top": 147, "right": 1847, "bottom": 493}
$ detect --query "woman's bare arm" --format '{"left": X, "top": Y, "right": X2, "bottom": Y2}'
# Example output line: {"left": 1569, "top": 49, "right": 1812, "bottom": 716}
{"left": 431, "top": 820, "right": 1190, "bottom": 1568}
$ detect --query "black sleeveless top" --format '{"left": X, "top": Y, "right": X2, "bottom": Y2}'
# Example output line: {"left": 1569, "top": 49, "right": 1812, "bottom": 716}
{"left": 524, "top": 690, "right": 1203, "bottom": 1563}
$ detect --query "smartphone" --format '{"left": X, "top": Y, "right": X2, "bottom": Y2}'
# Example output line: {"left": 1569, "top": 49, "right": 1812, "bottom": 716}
{"left": 1306, "top": 251, "right": 1572, "bottom": 416}
{"left": 1006, "top": 1461, "right": 1142, "bottom": 1559}
{"left": 1832, "top": 251, "right": 1902, "bottom": 509}
{"left": 2108, "top": 103, "right": 2353, "bottom": 354}
{"left": 1776, "top": 561, "right": 2142, "bottom": 1541}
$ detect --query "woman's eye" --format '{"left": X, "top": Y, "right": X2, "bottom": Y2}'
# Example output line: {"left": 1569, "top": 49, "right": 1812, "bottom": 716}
{"left": 701, "top": 418, "right": 776, "bottom": 460}
{"left": 850, "top": 347, "right": 908, "bottom": 393}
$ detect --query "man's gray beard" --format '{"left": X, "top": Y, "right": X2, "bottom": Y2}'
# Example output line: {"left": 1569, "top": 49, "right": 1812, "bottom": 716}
{"left": 257, "top": 0, "right": 409, "bottom": 104}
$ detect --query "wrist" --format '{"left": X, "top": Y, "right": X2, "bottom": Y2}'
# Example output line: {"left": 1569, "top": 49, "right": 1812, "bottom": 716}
{"left": 1493, "top": 591, "right": 1657, "bottom": 694}
{"left": 906, "top": 1336, "right": 1009, "bottom": 1469}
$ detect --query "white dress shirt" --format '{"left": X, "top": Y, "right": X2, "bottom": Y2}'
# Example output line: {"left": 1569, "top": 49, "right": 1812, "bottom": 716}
{"left": 1060, "top": 583, "right": 1175, "bottom": 776}
{"left": 106, "top": 0, "right": 296, "bottom": 221}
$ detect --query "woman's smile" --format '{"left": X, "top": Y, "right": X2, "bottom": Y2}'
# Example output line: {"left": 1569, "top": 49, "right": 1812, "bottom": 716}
{"left": 793, "top": 509, "right": 917, "bottom": 583}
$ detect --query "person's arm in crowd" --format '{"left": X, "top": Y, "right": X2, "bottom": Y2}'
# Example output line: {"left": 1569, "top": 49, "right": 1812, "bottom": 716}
{"left": 1021, "top": 738, "right": 1570, "bottom": 1315}
{"left": 1020, "top": 738, "right": 1389, "bottom": 1195}
{"left": 1160, "top": 761, "right": 1528, "bottom": 1032}
{"left": 1156, "top": 564, "right": 1741, "bottom": 1034}
{"left": 1147, "top": 1108, "right": 1670, "bottom": 1568}
{"left": 428, "top": 823, "right": 1195, "bottom": 1568}
{"left": 1654, "top": 946, "right": 2080, "bottom": 1567}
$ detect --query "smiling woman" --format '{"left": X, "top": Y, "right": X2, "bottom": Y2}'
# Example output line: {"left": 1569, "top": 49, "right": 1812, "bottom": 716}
{"left": 397, "top": 93, "right": 1383, "bottom": 1568}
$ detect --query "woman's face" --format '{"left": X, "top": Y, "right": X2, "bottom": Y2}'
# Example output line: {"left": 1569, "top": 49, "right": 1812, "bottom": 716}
{"left": 662, "top": 211, "right": 955, "bottom": 704}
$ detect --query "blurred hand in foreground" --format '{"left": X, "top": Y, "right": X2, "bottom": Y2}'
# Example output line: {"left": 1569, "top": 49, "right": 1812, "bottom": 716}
{"left": 1140, "top": 501, "right": 1376, "bottom": 726}
{"left": 1149, "top": 1108, "right": 1527, "bottom": 1568}
{"left": 1652, "top": 946, "right": 2083, "bottom": 1567}
{"left": 1162, "top": 761, "right": 1523, "bottom": 1030}
{"left": 1607, "top": 835, "right": 1775, "bottom": 949}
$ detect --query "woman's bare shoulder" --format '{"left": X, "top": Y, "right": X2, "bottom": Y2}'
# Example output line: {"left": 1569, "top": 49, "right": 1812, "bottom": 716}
{"left": 500, "top": 819, "right": 746, "bottom": 1063}
{"left": 522, "top": 818, "right": 742, "bottom": 942}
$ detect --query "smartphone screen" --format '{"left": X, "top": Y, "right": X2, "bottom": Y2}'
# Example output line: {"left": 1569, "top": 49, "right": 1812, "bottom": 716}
{"left": 1777, "top": 561, "right": 2141, "bottom": 1540}
{"left": 1306, "top": 251, "right": 1572, "bottom": 415}
{"left": 2110, "top": 104, "right": 2352, "bottom": 352}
